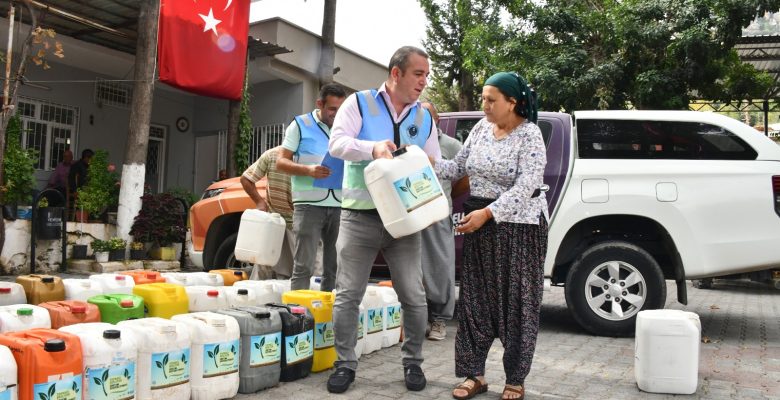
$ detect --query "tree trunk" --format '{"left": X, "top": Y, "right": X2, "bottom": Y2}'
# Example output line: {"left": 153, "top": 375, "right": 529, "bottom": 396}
{"left": 226, "top": 99, "right": 240, "bottom": 177}
{"left": 459, "top": 69, "right": 475, "bottom": 111}
{"left": 117, "top": 0, "right": 159, "bottom": 242}
{"left": 0, "top": 0, "right": 37, "bottom": 259}
{"left": 317, "top": 0, "right": 337, "bottom": 87}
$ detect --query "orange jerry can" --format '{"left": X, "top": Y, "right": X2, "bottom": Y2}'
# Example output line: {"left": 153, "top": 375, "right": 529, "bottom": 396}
{"left": 39, "top": 300, "right": 101, "bottom": 329}
{"left": 16, "top": 275, "right": 65, "bottom": 305}
{"left": 120, "top": 269, "right": 167, "bottom": 285}
{"left": 0, "top": 328, "right": 83, "bottom": 400}
{"left": 209, "top": 269, "right": 248, "bottom": 286}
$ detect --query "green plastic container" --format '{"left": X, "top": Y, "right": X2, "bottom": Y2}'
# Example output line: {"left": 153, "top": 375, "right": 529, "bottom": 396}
{"left": 87, "top": 294, "right": 144, "bottom": 324}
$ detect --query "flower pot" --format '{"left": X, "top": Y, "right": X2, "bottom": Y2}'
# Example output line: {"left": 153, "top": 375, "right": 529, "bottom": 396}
{"left": 74, "top": 210, "right": 89, "bottom": 222}
{"left": 94, "top": 251, "right": 109, "bottom": 263}
{"left": 109, "top": 249, "right": 125, "bottom": 261}
{"left": 106, "top": 211, "right": 118, "bottom": 225}
{"left": 129, "top": 249, "right": 147, "bottom": 260}
{"left": 71, "top": 244, "right": 88, "bottom": 259}
{"left": 150, "top": 246, "right": 176, "bottom": 261}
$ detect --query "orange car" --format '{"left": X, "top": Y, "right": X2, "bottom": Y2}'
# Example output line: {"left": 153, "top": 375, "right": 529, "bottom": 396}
{"left": 188, "top": 177, "right": 267, "bottom": 270}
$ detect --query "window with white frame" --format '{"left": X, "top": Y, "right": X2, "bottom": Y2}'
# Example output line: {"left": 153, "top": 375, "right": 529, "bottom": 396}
{"left": 18, "top": 98, "right": 79, "bottom": 170}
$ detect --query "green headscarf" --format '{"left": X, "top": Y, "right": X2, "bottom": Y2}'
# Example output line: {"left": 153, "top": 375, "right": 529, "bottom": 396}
{"left": 484, "top": 72, "right": 538, "bottom": 123}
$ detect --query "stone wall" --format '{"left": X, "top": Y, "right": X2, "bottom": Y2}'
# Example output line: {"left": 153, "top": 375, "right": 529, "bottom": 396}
{"left": 0, "top": 220, "right": 117, "bottom": 275}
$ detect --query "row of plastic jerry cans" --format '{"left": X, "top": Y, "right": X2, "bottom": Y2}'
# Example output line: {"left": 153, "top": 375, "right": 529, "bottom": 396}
{"left": 0, "top": 283, "right": 299, "bottom": 328}
{"left": 0, "top": 270, "right": 257, "bottom": 306}
{"left": 0, "top": 307, "right": 319, "bottom": 400}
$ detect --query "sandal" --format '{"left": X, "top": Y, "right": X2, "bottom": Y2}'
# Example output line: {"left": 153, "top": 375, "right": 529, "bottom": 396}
{"left": 501, "top": 385, "right": 525, "bottom": 400}
{"left": 452, "top": 377, "right": 488, "bottom": 400}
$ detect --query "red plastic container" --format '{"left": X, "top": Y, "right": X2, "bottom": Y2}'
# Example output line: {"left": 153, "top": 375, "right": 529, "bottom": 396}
{"left": 39, "top": 300, "right": 101, "bottom": 329}
{"left": 120, "top": 270, "right": 167, "bottom": 285}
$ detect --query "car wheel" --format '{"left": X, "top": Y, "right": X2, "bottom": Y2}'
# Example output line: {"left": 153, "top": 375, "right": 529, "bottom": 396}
{"left": 692, "top": 278, "right": 713, "bottom": 289}
{"left": 565, "top": 241, "right": 666, "bottom": 337}
{"left": 212, "top": 233, "right": 253, "bottom": 271}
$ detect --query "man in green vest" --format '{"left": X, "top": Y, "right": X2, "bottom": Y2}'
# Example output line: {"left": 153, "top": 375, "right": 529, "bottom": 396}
{"left": 277, "top": 83, "right": 347, "bottom": 292}
{"left": 326, "top": 46, "right": 442, "bottom": 394}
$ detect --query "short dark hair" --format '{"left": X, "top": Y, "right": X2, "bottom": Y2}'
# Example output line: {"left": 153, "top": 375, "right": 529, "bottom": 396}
{"left": 319, "top": 83, "right": 347, "bottom": 101}
{"left": 81, "top": 149, "right": 94, "bottom": 159}
{"left": 388, "top": 46, "right": 428, "bottom": 75}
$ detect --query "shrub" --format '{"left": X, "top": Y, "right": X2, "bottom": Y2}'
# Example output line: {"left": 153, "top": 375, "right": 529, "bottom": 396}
{"left": 130, "top": 192, "right": 186, "bottom": 247}
{"left": 2, "top": 115, "right": 38, "bottom": 205}
{"left": 75, "top": 150, "right": 116, "bottom": 217}
{"left": 91, "top": 239, "right": 110, "bottom": 252}
{"left": 107, "top": 237, "right": 127, "bottom": 251}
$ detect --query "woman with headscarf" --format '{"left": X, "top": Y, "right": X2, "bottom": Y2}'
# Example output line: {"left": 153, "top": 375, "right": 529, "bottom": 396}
{"left": 434, "top": 72, "right": 548, "bottom": 400}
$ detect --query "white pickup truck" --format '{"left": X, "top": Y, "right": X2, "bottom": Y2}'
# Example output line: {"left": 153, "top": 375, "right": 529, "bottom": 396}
{"left": 437, "top": 109, "right": 780, "bottom": 336}
{"left": 192, "top": 109, "right": 780, "bottom": 336}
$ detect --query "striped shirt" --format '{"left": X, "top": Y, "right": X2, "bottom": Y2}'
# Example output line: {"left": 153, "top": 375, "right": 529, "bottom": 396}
{"left": 242, "top": 147, "right": 294, "bottom": 227}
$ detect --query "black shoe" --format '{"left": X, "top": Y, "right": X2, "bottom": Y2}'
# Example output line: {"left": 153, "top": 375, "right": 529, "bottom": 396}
{"left": 327, "top": 367, "right": 356, "bottom": 394}
{"left": 404, "top": 364, "right": 427, "bottom": 391}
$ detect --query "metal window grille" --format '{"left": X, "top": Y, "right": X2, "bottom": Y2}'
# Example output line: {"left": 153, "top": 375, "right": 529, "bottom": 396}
{"left": 18, "top": 97, "right": 79, "bottom": 171}
{"left": 217, "top": 123, "right": 286, "bottom": 172}
{"left": 94, "top": 78, "right": 132, "bottom": 109}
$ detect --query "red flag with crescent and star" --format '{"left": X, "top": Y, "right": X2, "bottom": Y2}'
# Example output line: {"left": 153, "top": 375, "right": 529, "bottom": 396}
{"left": 158, "top": 0, "right": 250, "bottom": 100}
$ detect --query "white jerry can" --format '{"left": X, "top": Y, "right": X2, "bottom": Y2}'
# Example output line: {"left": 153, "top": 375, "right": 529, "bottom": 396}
{"left": 364, "top": 145, "right": 449, "bottom": 238}
{"left": 234, "top": 209, "right": 286, "bottom": 265}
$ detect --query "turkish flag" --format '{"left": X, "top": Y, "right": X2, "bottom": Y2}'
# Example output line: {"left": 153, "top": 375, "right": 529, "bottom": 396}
{"left": 158, "top": 0, "right": 250, "bottom": 100}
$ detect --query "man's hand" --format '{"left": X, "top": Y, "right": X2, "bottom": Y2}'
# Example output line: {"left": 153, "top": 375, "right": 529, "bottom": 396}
{"left": 372, "top": 140, "right": 397, "bottom": 160}
{"left": 256, "top": 200, "right": 268, "bottom": 212}
{"left": 308, "top": 165, "right": 331, "bottom": 178}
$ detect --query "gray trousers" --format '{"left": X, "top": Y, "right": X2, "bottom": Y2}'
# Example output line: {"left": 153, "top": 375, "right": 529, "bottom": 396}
{"left": 290, "top": 205, "right": 340, "bottom": 292}
{"left": 333, "top": 210, "right": 427, "bottom": 370}
{"left": 421, "top": 217, "right": 456, "bottom": 321}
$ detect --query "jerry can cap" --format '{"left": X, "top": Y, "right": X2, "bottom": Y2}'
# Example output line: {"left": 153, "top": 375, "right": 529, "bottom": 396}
{"left": 70, "top": 304, "right": 87, "bottom": 313}
{"left": 17, "top": 308, "right": 33, "bottom": 316}
{"left": 233, "top": 271, "right": 243, "bottom": 276}
{"left": 0, "top": 287, "right": 10, "bottom": 293}
{"left": 252, "top": 310, "right": 271, "bottom": 319}
{"left": 44, "top": 339, "right": 65, "bottom": 352}
{"left": 237, "top": 289, "right": 248, "bottom": 295}
{"left": 115, "top": 275, "right": 126, "bottom": 281}
{"left": 42, "top": 277, "right": 54, "bottom": 283}
{"left": 207, "top": 290, "right": 219, "bottom": 297}
{"left": 103, "top": 330, "right": 121, "bottom": 339}
{"left": 120, "top": 299, "right": 134, "bottom": 308}
{"left": 290, "top": 306, "right": 306, "bottom": 315}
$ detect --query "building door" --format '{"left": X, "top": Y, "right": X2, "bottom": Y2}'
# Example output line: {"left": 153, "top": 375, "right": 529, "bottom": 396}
{"left": 146, "top": 125, "right": 166, "bottom": 193}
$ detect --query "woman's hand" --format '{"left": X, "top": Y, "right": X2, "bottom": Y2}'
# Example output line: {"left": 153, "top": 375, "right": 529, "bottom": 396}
{"left": 455, "top": 208, "right": 493, "bottom": 234}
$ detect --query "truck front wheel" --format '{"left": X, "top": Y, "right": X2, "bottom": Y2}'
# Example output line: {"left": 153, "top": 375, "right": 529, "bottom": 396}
{"left": 212, "top": 233, "right": 247, "bottom": 271}
{"left": 564, "top": 241, "right": 666, "bottom": 337}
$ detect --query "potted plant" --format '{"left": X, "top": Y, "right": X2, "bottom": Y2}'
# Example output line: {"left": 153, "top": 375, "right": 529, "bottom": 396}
{"left": 75, "top": 150, "right": 114, "bottom": 221}
{"left": 130, "top": 192, "right": 186, "bottom": 261}
{"left": 91, "top": 239, "right": 110, "bottom": 263}
{"left": 129, "top": 241, "right": 147, "bottom": 260}
{"left": 107, "top": 237, "right": 126, "bottom": 261}
{"left": 69, "top": 239, "right": 88, "bottom": 259}
{"left": 2, "top": 115, "right": 37, "bottom": 220}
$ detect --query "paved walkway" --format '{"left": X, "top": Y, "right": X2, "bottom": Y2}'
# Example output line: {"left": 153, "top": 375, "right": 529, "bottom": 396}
{"left": 239, "top": 280, "right": 780, "bottom": 399}
{"left": 3, "top": 274, "right": 778, "bottom": 399}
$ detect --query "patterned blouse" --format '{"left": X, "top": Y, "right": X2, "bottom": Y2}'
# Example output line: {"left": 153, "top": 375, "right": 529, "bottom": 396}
{"left": 435, "top": 118, "right": 547, "bottom": 224}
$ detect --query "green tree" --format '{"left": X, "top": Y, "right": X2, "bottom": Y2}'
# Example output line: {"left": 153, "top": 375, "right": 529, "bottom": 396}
{"left": 487, "top": 0, "right": 780, "bottom": 111}
{"left": 419, "top": 0, "right": 504, "bottom": 111}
